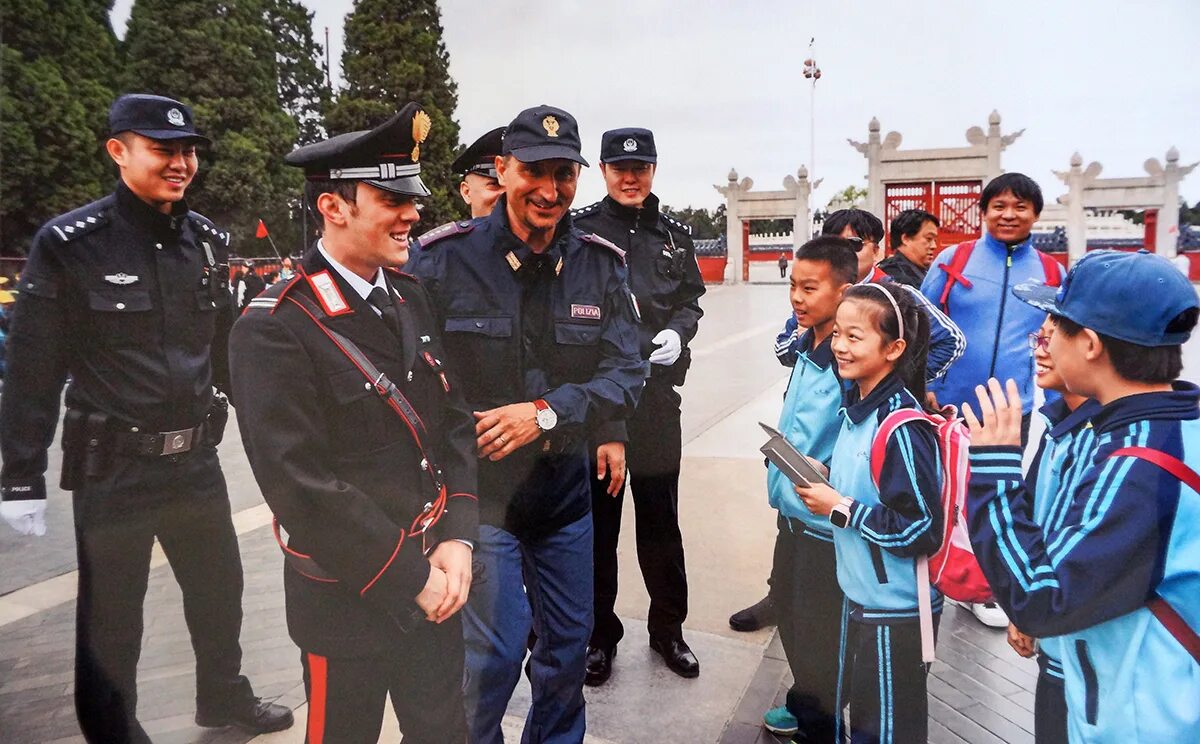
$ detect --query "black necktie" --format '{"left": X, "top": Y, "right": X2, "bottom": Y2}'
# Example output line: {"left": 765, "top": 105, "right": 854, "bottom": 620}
{"left": 366, "top": 286, "right": 402, "bottom": 337}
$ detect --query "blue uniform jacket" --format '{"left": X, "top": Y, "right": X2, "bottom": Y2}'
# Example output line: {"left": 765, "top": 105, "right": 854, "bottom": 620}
{"left": 921, "top": 233, "right": 1063, "bottom": 415}
{"left": 1022, "top": 397, "right": 1103, "bottom": 678}
{"left": 767, "top": 330, "right": 844, "bottom": 537}
{"left": 406, "top": 200, "right": 646, "bottom": 540}
{"left": 828, "top": 374, "right": 943, "bottom": 621}
{"left": 774, "top": 279, "right": 965, "bottom": 383}
{"left": 967, "top": 384, "right": 1200, "bottom": 743}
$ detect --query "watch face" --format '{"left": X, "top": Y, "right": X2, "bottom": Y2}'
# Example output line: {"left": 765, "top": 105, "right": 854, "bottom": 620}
{"left": 536, "top": 407, "right": 558, "bottom": 430}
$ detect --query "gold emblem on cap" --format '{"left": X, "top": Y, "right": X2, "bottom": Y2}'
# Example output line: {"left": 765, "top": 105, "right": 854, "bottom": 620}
{"left": 505, "top": 251, "right": 522, "bottom": 272}
{"left": 542, "top": 116, "right": 560, "bottom": 138}
{"left": 411, "top": 110, "right": 433, "bottom": 161}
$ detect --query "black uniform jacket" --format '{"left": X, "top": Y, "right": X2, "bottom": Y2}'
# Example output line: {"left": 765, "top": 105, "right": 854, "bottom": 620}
{"left": 407, "top": 198, "right": 646, "bottom": 540}
{"left": 0, "top": 181, "right": 233, "bottom": 504}
{"left": 229, "top": 249, "right": 478, "bottom": 656}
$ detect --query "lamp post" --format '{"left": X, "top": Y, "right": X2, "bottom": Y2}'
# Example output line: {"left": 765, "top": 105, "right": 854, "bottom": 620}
{"left": 802, "top": 39, "right": 822, "bottom": 184}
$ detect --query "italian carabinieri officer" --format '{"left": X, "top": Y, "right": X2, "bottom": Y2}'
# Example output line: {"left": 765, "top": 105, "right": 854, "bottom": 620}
{"left": 228, "top": 102, "right": 479, "bottom": 744}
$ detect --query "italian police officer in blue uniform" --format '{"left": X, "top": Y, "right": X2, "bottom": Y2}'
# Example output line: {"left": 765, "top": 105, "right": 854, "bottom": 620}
{"left": 570, "top": 128, "right": 706, "bottom": 684}
{"left": 230, "top": 102, "right": 479, "bottom": 743}
{"left": 407, "top": 105, "right": 646, "bottom": 744}
{"left": 0, "top": 94, "right": 293, "bottom": 742}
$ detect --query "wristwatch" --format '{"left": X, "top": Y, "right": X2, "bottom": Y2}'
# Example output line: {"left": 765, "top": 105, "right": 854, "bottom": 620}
{"left": 829, "top": 497, "right": 854, "bottom": 529}
{"left": 533, "top": 399, "right": 557, "bottom": 431}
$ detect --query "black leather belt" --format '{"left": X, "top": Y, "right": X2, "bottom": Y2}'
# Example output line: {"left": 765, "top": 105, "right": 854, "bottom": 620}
{"left": 113, "top": 423, "right": 206, "bottom": 456}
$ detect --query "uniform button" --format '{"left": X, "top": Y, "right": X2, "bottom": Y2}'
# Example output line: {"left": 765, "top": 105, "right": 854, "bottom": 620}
{"left": 210, "top": 301, "right": 216, "bottom": 307}
{"left": 407, "top": 371, "right": 414, "bottom": 382}
{"left": 115, "top": 302, "right": 125, "bottom": 309}
{"left": 629, "top": 228, "right": 635, "bottom": 234}
{"left": 475, "top": 321, "right": 484, "bottom": 328}
{"left": 155, "top": 243, "right": 163, "bottom": 250}
{"left": 363, "top": 381, "right": 372, "bottom": 390}
{"left": 420, "top": 459, "right": 428, "bottom": 471}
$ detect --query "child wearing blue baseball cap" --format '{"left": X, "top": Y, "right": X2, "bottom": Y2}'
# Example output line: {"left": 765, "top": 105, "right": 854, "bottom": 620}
{"left": 963, "top": 249, "right": 1200, "bottom": 743}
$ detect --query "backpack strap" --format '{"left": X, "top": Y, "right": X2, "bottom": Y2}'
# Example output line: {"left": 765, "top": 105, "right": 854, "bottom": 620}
{"left": 1038, "top": 251, "right": 1063, "bottom": 288}
{"left": 1109, "top": 446, "right": 1200, "bottom": 664}
{"left": 936, "top": 241, "right": 976, "bottom": 313}
{"left": 870, "top": 407, "right": 938, "bottom": 663}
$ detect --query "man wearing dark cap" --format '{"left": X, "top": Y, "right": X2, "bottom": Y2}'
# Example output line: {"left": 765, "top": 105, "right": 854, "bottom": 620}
{"left": 407, "top": 105, "right": 645, "bottom": 743}
{"left": 0, "top": 93, "right": 293, "bottom": 742}
{"left": 571, "top": 127, "right": 706, "bottom": 685}
{"left": 452, "top": 126, "right": 506, "bottom": 218}
{"left": 228, "top": 102, "right": 479, "bottom": 743}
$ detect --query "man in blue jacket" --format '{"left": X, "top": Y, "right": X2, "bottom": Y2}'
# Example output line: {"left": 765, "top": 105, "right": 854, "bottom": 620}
{"left": 407, "top": 105, "right": 646, "bottom": 744}
{"left": 965, "top": 249, "right": 1200, "bottom": 743}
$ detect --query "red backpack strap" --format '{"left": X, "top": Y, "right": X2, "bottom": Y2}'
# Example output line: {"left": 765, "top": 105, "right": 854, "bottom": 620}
{"left": 1038, "top": 250, "right": 1063, "bottom": 288}
{"left": 870, "top": 409, "right": 930, "bottom": 488}
{"left": 1109, "top": 445, "right": 1200, "bottom": 664}
{"left": 937, "top": 241, "right": 976, "bottom": 312}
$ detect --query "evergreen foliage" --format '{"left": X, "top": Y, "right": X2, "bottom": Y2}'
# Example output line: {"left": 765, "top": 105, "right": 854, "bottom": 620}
{"left": 327, "top": 0, "right": 464, "bottom": 229}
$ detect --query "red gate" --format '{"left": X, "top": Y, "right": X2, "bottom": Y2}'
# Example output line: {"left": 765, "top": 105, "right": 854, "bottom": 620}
{"left": 884, "top": 180, "right": 982, "bottom": 250}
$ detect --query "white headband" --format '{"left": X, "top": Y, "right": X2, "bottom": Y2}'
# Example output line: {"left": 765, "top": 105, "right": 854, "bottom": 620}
{"left": 862, "top": 283, "right": 904, "bottom": 341}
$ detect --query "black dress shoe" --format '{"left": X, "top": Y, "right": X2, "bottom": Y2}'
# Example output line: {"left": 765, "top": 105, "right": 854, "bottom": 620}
{"left": 584, "top": 645, "right": 616, "bottom": 686}
{"left": 196, "top": 680, "right": 294, "bottom": 733}
{"left": 649, "top": 636, "right": 699, "bottom": 678}
{"left": 729, "top": 594, "right": 777, "bottom": 632}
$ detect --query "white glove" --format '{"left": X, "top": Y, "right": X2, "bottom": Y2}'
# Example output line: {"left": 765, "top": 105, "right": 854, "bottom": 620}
{"left": 648, "top": 329, "right": 682, "bottom": 366}
{"left": 1, "top": 500, "right": 47, "bottom": 537}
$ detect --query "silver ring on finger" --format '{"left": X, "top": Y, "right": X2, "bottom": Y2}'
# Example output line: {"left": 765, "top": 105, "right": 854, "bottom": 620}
{"left": 497, "top": 434, "right": 506, "bottom": 446}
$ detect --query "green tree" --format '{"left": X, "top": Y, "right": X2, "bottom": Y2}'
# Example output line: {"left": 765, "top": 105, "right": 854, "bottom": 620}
{"left": 121, "top": 0, "right": 305, "bottom": 257}
{"left": 327, "top": 0, "right": 463, "bottom": 229}
{"left": 0, "top": 0, "right": 119, "bottom": 256}
{"left": 826, "top": 184, "right": 868, "bottom": 210}
{"left": 268, "top": 0, "right": 329, "bottom": 146}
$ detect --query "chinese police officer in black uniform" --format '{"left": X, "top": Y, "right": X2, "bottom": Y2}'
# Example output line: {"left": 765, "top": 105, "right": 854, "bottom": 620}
{"left": 229, "top": 103, "right": 479, "bottom": 743}
{"left": 571, "top": 127, "right": 706, "bottom": 684}
{"left": 408, "top": 105, "right": 645, "bottom": 744}
{"left": 452, "top": 126, "right": 506, "bottom": 219}
{"left": 0, "top": 94, "right": 293, "bottom": 743}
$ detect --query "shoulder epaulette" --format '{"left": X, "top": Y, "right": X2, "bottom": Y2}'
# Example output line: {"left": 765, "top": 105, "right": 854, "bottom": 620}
{"left": 661, "top": 213, "right": 693, "bottom": 236}
{"left": 188, "top": 212, "right": 231, "bottom": 247}
{"left": 240, "top": 277, "right": 293, "bottom": 315}
{"left": 570, "top": 201, "right": 602, "bottom": 220}
{"left": 47, "top": 206, "right": 110, "bottom": 243}
{"left": 416, "top": 220, "right": 474, "bottom": 248}
{"left": 579, "top": 232, "right": 627, "bottom": 264}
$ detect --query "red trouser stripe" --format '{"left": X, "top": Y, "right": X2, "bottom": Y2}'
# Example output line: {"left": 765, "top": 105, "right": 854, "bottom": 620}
{"left": 306, "top": 652, "right": 328, "bottom": 744}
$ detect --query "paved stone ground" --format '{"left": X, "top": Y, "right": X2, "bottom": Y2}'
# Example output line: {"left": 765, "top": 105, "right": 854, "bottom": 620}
{"left": 3, "top": 272, "right": 1198, "bottom": 743}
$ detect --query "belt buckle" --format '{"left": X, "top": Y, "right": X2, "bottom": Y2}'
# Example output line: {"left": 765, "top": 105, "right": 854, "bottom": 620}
{"left": 160, "top": 427, "right": 194, "bottom": 456}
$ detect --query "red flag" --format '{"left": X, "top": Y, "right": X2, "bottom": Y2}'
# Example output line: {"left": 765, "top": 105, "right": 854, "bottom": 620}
{"left": 255, "top": 219, "right": 269, "bottom": 239}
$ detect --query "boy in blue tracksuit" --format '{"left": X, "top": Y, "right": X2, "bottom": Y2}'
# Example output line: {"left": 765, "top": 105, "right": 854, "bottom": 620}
{"left": 1007, "top": 317, "right": 1103, "bottom": 744}
{"left": 797, "top": 282, "right": 943, "bottom": 744}
{"left": 759, "top": 236, "right": 858, "bottom": 742}
{"left": 964, "top": 250, "right": 1200, "bottom": 743}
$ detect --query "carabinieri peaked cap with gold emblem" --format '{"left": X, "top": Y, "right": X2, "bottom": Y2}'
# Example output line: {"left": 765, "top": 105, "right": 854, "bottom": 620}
{"left": 451, "top": 126, "right": 506, "bottom": 178}
{"left": 501, "top": 105, "right": 589, "bottom": 167}
{"left": 108, "top": 93, "right": 210, "bottom": 144}
{"left": 284, "top": 101, "right": 433, "bottom": 197}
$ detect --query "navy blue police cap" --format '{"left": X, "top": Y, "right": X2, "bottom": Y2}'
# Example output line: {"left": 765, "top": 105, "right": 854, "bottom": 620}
{"left": 452, "top": 126, "right": 505, "bottom": 179}
{"left": 600, "top": 128, "right": 657, "bottom": 164}
{"left": 502, "top": 105, "right": 588, "bottom": 167}
{"left": 284, "top": 102, "right": 432, "bottom": 197}
{"left": 108, "top": 94, "right": 210, "bottom": 144}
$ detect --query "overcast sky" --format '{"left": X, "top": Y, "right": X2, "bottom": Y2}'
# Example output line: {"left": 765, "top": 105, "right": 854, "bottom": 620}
{"left": 112, "top": 0, "right": 1200, "bottom": 211}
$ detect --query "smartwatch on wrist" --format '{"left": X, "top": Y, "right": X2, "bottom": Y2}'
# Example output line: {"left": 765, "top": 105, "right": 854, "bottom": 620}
{"left": 533, "top": 399, "right": 557, "bottom": 432}
{"left": 829, "top": 497, "right": 854, "bottom": 529}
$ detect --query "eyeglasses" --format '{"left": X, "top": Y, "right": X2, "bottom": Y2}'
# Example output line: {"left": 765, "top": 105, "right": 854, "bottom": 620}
{"left": 1027, "top": 333, "right": 1050, "bottom": 351}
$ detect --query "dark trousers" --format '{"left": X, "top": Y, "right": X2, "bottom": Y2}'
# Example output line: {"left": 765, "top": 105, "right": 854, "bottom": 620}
{"left": 591, "top": 381, "right": 688, "bottom": 647}
{"left": 774, "top": 521, "right": 843, "bottom": 744}
{"left": 300, "top": 615, "right": 467, "bottom": 744}
{"left": 72, "top": 449, "right": 245, "bottom": 744}
{"left": 837, "top": 615, "right": 938, "bottom": 744}
{"left": 1034, "top": 657, "right": 1068, "bottom": 744}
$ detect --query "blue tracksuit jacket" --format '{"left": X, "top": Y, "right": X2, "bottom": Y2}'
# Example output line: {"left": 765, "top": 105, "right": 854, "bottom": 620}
{"left": 827, "top": 374, "right": 943, "bottom": 619}
{"left": 920, "top": 233, "right": 1063, "bottom": 415}
{"left": 767, "top": 329, "right": 843, "bottom": 538}
{"left": 1023, "top": 397, "right": 1103, "bottom": 679}
{"left": 967, "top": 383, "right": 1200, "bottom": 743}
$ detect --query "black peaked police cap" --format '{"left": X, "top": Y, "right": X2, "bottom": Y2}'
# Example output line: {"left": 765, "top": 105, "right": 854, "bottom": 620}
{"left": 452, "top": 126, "right": 505, "bottom": 178}
{"left": 285, "top": 102, "right": 432, "bottom": 197}
{"left": 108, "top": 94, "right": 210, "bottom": 144}
{"left": 501, "top": 105, "right": 589, "bottom": 167}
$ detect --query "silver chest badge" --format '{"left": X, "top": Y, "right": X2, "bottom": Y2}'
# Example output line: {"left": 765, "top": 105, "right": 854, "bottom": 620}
{"left": 104, "top": 273, "right": 139, "bottom": 285}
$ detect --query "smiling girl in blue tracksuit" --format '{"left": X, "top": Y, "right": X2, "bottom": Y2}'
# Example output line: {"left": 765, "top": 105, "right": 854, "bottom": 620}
{"left": 796, "top": 282, "right": 943, "bottom": 744}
